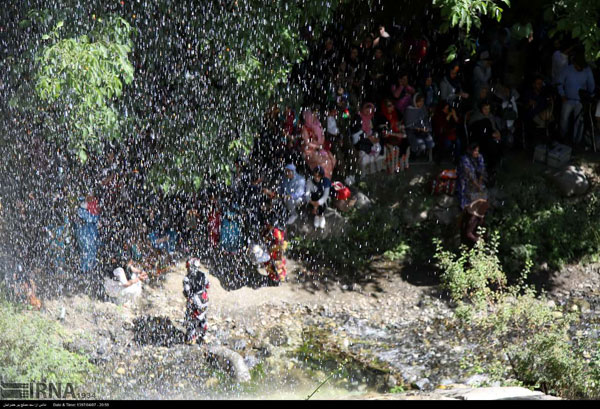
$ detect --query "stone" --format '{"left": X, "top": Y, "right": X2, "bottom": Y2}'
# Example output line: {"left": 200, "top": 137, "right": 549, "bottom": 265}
{"left": 354, "top": 192, "right": 373, "bottom": 210}
{"left": 549, "top": 166, "right": 589, "bottom": 197}
{"left": 266, "top": 326, "right": 289, "bottom": 347}
{"left": 414, "top": 378, "right": 431, "bottom": 391}
{"left": 116, "top": 367, "right": 126, "bottom": 375}
{"left": 205, "top": 377, "right": 220, "bottom": 388}
{"left": 465, "top": 374, "right": 489, "bottom": 386}
{"left": 207, "top": 346, "right": 251, "bottom": 383}
{"left": 440, "top": 386, "right": 558, "bottom": 400}
{"left": 431, "top": 206, "right": 460, "bottom": 226}
{"left": 437, "top": 195, "right": 458, "bottom": 209}
{"left": 228, "top": 338, "right": 247, "bottom": 351}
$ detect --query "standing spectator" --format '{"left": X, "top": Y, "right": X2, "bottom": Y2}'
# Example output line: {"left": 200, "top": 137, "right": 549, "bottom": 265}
{"left": 76, "top": 194, "right": 100, "bottom": 274}
{"left": 440, "top": 63, "right": 469, "bottom": 106}
{"left": 558, "top": 53, "right": 595, "bottom": 145}
{"left": 306, "top": 166, "right": 331, "bottom": 230}
{"left": 472, "top": 51, "right": 493, "bottom": 102}
{"left": 551, "top": 39, "right": 572, "bottom": 87}
{"left": 457, "top": 143, "right": 488, "bottom": 210}
{"left": 492, "top": 82, "right": 520, "bottom": 147}
{"left": 404, "top": 94, "right": 435, "bottom": 162}
{"left": 469, "top": 101, "right": 502, "bottom": 183}
{"left": 183, "top": 258, "right": 210, "bottom": 344}
{"left": 261, "top": 221, "right": 288, "bottom": 284}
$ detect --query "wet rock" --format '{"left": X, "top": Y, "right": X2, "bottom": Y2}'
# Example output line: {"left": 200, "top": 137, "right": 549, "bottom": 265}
{"left": 465, "top": 374, "right": 489, "bottom": 386}
{"left": 414, "top": 378, "right": 431, "bottom": 391}
{"left": 548, "top": 166, "right": 589, "bottom": 197}
{"left": 116, "top": 367, "right": 126, "bottom": 375}
{"left": 438, "top": 386, "right": 558, "bottom": 400}
{"left": 266, "top": 326, "right": 289, "bottom": 347}
{"left": 244, "top": 354, "right": 261, "bottom": 370}
{"left": 205, "top": 377, "right": 220, "bottom": 388}
{"left": 207, "top": 346, "right": 251, "bottom": 383}
{"left": 230, "top": 338, "right": 248, "bottom": 351}
{"left": 354, "top": 192, "right": 373, "bottom": 210}
{"left": 437, "top": 195, "right": 457, "bottom": 209}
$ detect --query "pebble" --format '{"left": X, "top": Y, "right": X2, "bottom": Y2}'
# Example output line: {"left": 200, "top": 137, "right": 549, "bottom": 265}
{"left": 116, "top": 367, "right": 126, "bottom": 375}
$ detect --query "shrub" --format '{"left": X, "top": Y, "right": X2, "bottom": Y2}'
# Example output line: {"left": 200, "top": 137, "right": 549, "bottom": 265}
{"left": 0, "top": 300, "right": 95, "bottom": 385}
{"left": 434, "top": 231, "right": 506, "bottom": 306}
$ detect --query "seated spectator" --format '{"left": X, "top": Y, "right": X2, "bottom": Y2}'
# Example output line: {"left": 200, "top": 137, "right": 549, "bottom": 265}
{"left": 104, "top": 261, "right": 148, "bottom": 304}
{"left": 457, "top": 142, "right": 488, "bottom": 209}
{"left": 432, "top": 101, "right": 460, "bottom": 163}
{"left": 469, "top": 100, "right": 502, "bottom": 182}
{"left": 440, "top": 63, "right": 469, "bottom": 106}
{"left": 377, "top": 99, "right": 410, "bottom": 171}
{"left": 557, "top": 52, "right": 595, "bottom": 146}
{"left": 390, "top": 72, "right": 416, "bottom": 114}
{"left": 8, "top": 268, "right": 42, "bottom": 310}
{"left": 418, "top": 71, "right": 439, "bottom": 112}
{"left": 351, "top": 102, "right": 385, "bottom": 175}
{"left": 147, "top": 208, "right": 177, "bottom": 255}
{"left": 460, "top": 199, "right": 490, "bottom": 247}
{"left": 306, "top": 166, "right": 331, "bottom": 230}
{"left": 404, "top": 93, "right": 435, "bottom": 162}
{"left": 301, "top": 109, "right": 337, "bottom": 179}
{"left": 471, "top": 84, "right": 490, "bottom": 112}
{"left": 263, "top": 163, "right": 306, "bottom": 225}
{"left": 524, "top": 76, "right": 553, "bottom": 126}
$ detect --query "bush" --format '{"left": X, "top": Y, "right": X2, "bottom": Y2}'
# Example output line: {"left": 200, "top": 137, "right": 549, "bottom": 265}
{"left": 435, "top": 233, "right": 600, "bottom": 398}
{"left": 0, "top": 300, "right": 95, "bottom": 385}
{"left": 434, "top": 231, "right": 506, "bottom": 306}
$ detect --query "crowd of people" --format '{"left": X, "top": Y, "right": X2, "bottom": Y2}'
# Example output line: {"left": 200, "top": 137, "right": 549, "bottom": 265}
{"left": 3, "top": 17, "right": 600, "bottom": 344}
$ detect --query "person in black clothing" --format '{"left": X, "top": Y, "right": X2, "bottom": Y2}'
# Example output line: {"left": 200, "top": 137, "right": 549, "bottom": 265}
{"left": 183, "top": 258, "right": 210, "bottom": 344}
{"left": 306, "top": 166, "right": 331, "bottom": 230}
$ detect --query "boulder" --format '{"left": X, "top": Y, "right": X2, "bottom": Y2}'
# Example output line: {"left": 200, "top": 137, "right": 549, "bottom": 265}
{"left": 207, "top": 345, "right": 251, "bottom": 383}
{"left": 431, "top": 206, "right": 460, "bottom": 226}
{"left": 354, "top": 192, "right": 373, "bottom": 210}
{"left": 436, "top": 195, "right": 458, "bottom": 209}
{"left": 548, "top": 166, "right": 589, "bottom": 197}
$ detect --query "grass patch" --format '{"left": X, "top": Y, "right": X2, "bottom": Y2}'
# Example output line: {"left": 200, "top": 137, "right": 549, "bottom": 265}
{"left": 0, "top": 300, "right": 95, "bottom": 386}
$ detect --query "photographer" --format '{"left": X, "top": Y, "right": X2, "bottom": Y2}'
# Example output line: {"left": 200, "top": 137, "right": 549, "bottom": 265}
{"left": 557, "top": 52, "right": 595, "bottom": 146}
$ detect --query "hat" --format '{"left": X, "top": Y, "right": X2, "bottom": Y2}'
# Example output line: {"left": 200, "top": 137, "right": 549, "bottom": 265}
{"left": 480, "top": 51, "right": 491, "bottom": 61}
{"left": 466, "top": 199, "right": 490, "bottom": 218}
{"left": 285, "top": 163, "right": 296, "bottom": 172}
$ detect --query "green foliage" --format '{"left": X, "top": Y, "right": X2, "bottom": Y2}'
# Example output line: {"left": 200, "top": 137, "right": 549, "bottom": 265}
{"left": 433, "top": 0, "right": 509, "bottom": 60}
{"left": 434, "top": 231, "right": 506, "bottom": 305}
{"left": 0, "top": 301, "right": 95, "bottom": 385}
{"left": 436, "top": 232, "right": 600, "bottom": 398}
{"left": 490, "top": 173, "right": 600, "bottom": 272}
{"left": 546, "top": 0, "right": 600, "bottom": 62}
{"left": 34, "top": 15, "right": 133, "bottom": 160}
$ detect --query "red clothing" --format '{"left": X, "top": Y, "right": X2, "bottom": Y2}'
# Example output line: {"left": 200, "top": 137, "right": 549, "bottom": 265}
{"left": 207, "top": 208, "right": 221, "bottom": 247}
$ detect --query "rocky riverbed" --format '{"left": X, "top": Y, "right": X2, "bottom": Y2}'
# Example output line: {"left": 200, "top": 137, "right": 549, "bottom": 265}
{"left": 37, "top": 254, "right": 600, "bottom": 400}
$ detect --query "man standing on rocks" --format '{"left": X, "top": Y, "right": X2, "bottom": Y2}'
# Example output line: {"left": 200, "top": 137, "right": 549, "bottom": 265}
{"left": 183, "top": 258, "right": 210, "bottom": 344}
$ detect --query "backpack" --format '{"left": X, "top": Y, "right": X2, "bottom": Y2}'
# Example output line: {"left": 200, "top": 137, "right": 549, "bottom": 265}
{"left": 431, "top": 169, "right": 457, "bottom": 195}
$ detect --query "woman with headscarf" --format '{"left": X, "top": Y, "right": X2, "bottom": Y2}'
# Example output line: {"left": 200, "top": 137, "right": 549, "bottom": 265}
{"left": 390, "top": 72, "right": 416, "bottom": 114}
{"left": 351, "top": 102, "right": 385, "bottom": 175}
{"left": 404, "top": 93, "right": 435, "bottom": 162}
{"left": 376, "top": 99, "right": 410, "bottom": 172}
{"left": 439, "top": 63, "right": 469, "bottom": 106}
{"left": 457, "top": 142, "right": 488, "bottom": 209}
{"left": 301, "top": 109, "right": 336, "bottom": 179}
